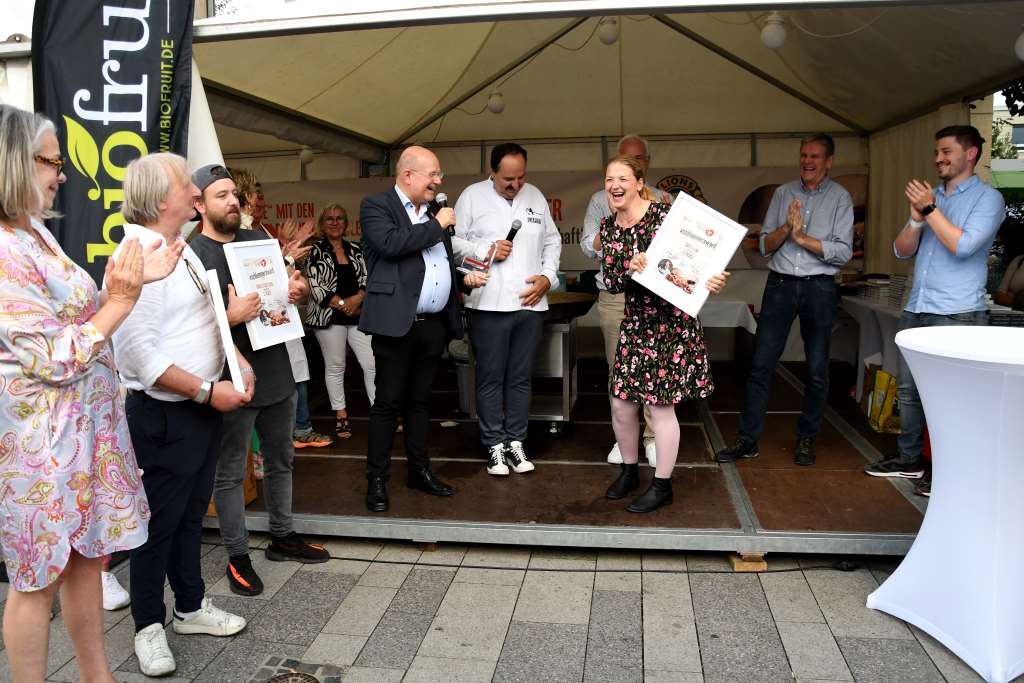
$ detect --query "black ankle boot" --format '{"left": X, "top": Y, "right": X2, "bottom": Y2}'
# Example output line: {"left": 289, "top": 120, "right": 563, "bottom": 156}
{"left": 626, "top": 476, "right": 673, "bottom": 513}
{"left": 606, "top": 463, "right": 640, "bottom": 499}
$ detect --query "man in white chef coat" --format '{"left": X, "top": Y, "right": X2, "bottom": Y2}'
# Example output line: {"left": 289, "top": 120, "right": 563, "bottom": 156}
{"left": 454, "top": 142, "right": 562, "bottom": 477}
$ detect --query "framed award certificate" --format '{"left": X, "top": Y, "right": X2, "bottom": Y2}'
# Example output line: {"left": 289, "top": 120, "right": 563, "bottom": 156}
{"left": 222, "top": 238, "right": 305, "bottom": 350}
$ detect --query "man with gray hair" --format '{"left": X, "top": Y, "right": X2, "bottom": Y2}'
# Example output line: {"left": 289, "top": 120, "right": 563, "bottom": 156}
{"left": 582, "top": 134, "right": 673, "bottom": 466}
{"left": 112, "top": 153, "right": 254, "bottom": 677}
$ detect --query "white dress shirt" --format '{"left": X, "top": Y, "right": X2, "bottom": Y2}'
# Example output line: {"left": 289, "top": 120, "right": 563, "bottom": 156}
{"left": 110, "top": 224, "right": 225, "bottom": 402}
{"left": 393, "top": 185, "right": 451, "bottom": 314}
{"left": 453, "top": 179, "right": 561, "bottom": 312}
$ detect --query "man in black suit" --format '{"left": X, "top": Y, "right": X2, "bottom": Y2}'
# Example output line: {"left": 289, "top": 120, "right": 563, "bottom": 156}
{"left": 359, "top": 146, "right": 487, "bottom": 512}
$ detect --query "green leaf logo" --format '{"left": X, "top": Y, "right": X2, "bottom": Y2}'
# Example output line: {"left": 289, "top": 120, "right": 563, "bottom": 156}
{"left": 63, "top": 116, "right": 101, "bottom": 201}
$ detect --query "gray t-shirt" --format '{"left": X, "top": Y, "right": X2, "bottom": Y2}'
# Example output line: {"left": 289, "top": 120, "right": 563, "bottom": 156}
{"left": 190, "top": 230, "right": 294, "bottom": 408}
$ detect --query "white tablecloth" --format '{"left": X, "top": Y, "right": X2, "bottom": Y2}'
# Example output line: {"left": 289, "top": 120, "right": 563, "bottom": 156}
{"left": 840, "top": 296, "right": 903, "bottom": 401}
{"left": 867, "top": 327, "right": 1024, "bottom": 683}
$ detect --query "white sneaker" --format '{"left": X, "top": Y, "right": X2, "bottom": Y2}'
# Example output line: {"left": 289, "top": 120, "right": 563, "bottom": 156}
{"left": 644, "top": 439, "right": 657, "bottom": 467}
{"left": 101, "top": 571, "right": 130, "bottom": 611}
{"left": 171, "top": 597, "right": 246, "bottom": 637}
{"left": 607, "top": 442, "right": 623, "bottom": 464}
{"left": 486, "top": 443, "right": 510, "bottom": 476}
{"left": 506, "top": 441, "right": 535, "bottom": 474}
{"left": 134, "top": 623, "right": 176, "bottom": 677}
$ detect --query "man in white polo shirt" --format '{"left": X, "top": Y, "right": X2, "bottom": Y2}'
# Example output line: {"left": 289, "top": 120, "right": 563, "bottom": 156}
{"left": 454, "top": 143, "right": 562, "bottom": 476}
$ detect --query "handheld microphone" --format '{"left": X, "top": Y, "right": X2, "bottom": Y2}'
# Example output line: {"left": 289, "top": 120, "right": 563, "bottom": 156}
{"left": 435, "top": 193, "right": 448, "bottom": 209}
{"left": 504, "top": 219, "right": 522, "bottom": 242}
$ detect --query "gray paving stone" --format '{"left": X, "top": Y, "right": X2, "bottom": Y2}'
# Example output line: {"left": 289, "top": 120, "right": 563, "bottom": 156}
{"left": 595, "top": 571, "right": 641, "bottom": 592}
{"left": 321, "top": 538, "right": 384, "bottom": 561}
{"left": 764, "top": 554, "right": 801, "bottom": 571}
{"left": 910, "top": 626, "right": 985, "bottom": 682}
{"left": 416, "top": 544, "right": 467, "bottom": 567}
{"left": 512, "top": 570, "right": 593, "bottom": 625}
{"left": 597, "top": 551, "right": 642, "bottom": 571}
{"left": 246, "top": 572, "right": 356, "bottom": 645}
{"left": 493, "top": 621, "right": 587, "bottom": 683}
{"left": 113, "top": 673, "right": 191, "bottom": 682}
{"left": 642, "top": 573, "right": 700, "bottom": 673}
{"left": 759, "top": 571, "right": 826, "bottom": 623}
{"left": 697, "top": 626, "right": 792, "bottom": 683}
{"left": 357, "top": 563, "right": 413, "bottom": 588}
{"left": 804, "top": 568, "right": 913, "bottom": 639}
{"left": 643, "top": 672, "right": 704, "bottom": 682}
{"left": 417, "top": 581, "right": 518, "bottom": 661}
{"left": 298, "top": 558, "right": 370, "bottom": 575}
{"left": 192, "top": 638, "right": 305, "bottom": 682}
{"left": 117, "top": 626, "right": 231, "bottom": 679}
{"left": 690, "top": 573, "right": 775, "bottom": 633}
{"left": 585, "top": 590, "right": 643, "bottom": 682}
{"left": 341, "top": 665, "right": 404, "bottom": 682}
{"left": 776, "top": 621, "right": 853, "bottom": 681}
{"left": 461, "top": 545, "right": 531, "bottom": 569}
{"left": 50, "top": 616, "right": 138, "bottom": 681}
{"left": 386, "top": 567, "right": 454, "bottom": 615}
{"left": 405, "top": 655, "right": 497, "bottom": 682}
{"left": 303, "top": 632, "right": 368, "bottom": 667}
{"left": 376, "top": 542, "right": 422, "bottom": 563}
{"left": 353, "top": 610, "right": 433, "bottom": 669}
{"left": 837, "top": 636, "right": 945, "bottom": 682}
{"left": 641, "top": 551, "right": 688, "bottom": 572}
{"left": 528, "top": 548, "right": 597, "bottom": 570}
{"left": 453, "top": 567, "right": 525, "bottom": 586}
{"left": 323, "top": 585, "right": 397, "bottom": 637}
{"left": 683, "top": 552, "right": 731, "bottom": 572}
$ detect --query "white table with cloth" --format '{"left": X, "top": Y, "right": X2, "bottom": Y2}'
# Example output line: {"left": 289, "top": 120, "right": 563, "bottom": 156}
{"left": 866, "top": 326, "right": 1024, "bottom": 683}
{"left": 840, "top": 296, "right": 904, "bottom": 402}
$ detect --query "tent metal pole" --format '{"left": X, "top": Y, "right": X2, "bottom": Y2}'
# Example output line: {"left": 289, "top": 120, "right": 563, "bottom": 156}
{"left": 390, "top": 17, "right": 590, "bottom": 146}
{"left": 652, "top": 14, "right": 868, "bottom": 135}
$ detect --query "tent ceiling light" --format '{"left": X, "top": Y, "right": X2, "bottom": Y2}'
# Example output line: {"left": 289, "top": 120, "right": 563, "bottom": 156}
{"left": 597, "top": 17, "right": 620, "bottom": 46}
{"left": 761, "top": 12, "right": 787, "bottom": 50}
{"left": 1015, "top": 28, "right": 1024, "bottom": 61}
{"left": 487, "top": 91, "right": 505, "bottom": 114}
{"left": 299, "top": 146, "right": 314, "bottom": 164}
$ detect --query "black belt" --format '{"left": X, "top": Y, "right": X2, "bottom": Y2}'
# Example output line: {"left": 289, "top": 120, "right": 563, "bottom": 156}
{"left": 770, "top": 271, "right": 834, "bottom": 282}
{"left": 414, "top": 311, "right": 444, "bottom": 322}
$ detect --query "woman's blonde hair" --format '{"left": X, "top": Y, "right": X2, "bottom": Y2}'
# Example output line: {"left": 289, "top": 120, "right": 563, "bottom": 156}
{"left": 605, "top": 155, "right": 654, "bottom": 201}
{"left": 316, "top": 203, "right": 349, "bottom": 238}
{"left": 0, "top": 104, "right": 58, "bottom": 222}
{"left": 229, "top": 167, "right": 260, "bottom": 207}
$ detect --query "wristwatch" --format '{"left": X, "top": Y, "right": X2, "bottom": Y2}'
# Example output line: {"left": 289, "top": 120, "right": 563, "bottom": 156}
{"left": 284, "top": 254, "right": 297, "bottom": 268}
{"left": 193, "top": 380, "right": 212, "bottom": 404}
{"left": 919, "top": 203, "right": 937, "bottom": 217}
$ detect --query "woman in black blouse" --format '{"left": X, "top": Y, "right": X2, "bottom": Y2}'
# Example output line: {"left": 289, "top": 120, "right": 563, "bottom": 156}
{"left": 304, "top": 204, "right": 376, "bottom": 438}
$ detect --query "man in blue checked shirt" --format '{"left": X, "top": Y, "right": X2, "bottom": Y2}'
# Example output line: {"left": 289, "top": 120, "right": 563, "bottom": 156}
{"left": 864, "top": 125, "right": 1005, "bottom": 496}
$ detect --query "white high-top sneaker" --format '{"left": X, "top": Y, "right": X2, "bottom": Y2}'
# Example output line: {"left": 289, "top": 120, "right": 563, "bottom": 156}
{"left": 101, "top": 571, "right": 130, "bottom": 611}
{"left": 134, "top": 623, "right": 176, "bottom": 677}
{"left": 486, "top": 443, "right": 510, "bottom": 476}
{"left": 506, "top": 441, "right": 535, "bottom": 474}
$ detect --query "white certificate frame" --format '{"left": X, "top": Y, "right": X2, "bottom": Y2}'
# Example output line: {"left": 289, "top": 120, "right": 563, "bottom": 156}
{"left": 206, "top": 269, "right": 246, "bottom": 393}
{"left": 222, "top": 238, "right": 305, "bottom": 350}
{"left": 631, "top": 191, "right": 746, "bottom": 318}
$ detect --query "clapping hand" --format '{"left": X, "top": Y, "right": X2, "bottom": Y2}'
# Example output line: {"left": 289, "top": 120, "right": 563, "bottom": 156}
{"left": 142, "top": 239, "right": 186, "bottom": 283}
{"left": 905, "top": 180, "right": 934, "bottom": 220}
{"left": 105, "top": 238, "right": 144, "bottom": 307}
{"left": 287, "top": 269, "right": 308, "bottom": 304}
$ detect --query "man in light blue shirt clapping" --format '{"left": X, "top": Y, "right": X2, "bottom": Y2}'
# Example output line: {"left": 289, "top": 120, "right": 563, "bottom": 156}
{"left": 864, "top": 125, "right": 1006, "bottom": 494}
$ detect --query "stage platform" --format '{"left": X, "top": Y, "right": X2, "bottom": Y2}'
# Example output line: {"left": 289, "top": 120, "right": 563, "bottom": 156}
{"left": 204, "top": 358, "right": 926, "bottom": 557}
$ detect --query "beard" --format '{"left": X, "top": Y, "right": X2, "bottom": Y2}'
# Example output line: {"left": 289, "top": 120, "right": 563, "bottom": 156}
{"left": 209, "top": 210, "right": 241, "bottom": 236}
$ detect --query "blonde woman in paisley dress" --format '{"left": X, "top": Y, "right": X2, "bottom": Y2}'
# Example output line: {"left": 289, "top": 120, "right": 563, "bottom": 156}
{"left": 0, "top": 104, "right": 180, "bottom": 682}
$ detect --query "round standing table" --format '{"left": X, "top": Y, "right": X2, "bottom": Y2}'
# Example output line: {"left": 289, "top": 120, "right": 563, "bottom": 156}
{"left": 867, "top": 326, "right": 1024, "bottom": 683}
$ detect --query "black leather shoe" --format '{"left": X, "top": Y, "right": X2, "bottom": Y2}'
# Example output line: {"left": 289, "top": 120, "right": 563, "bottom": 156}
{"left": 406, "top": 468, "right": 454, "bottom": 496}
{"left": 366, "top": 477, "right": 389, "bottom": 512}
{"left": 606, "top": 463, "right": 640, "bottom": 499}
{"left": 626, "top": 477, "right": 673, "bottom": 513}
{"left": 794, "top": 437, "right": 816, "bottom": 466}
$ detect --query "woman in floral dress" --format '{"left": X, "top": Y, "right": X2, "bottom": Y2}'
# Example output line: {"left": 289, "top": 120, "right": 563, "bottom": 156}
{"left": 598, "top": 155, "right": 729, "bottom": 512}
{"left": 0, "top": 105, "right": 177, "bottom": 681}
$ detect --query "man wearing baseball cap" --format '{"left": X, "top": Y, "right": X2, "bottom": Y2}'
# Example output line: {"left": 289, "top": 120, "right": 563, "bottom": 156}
{"left": 189, "top": 164, "right": 329, "bottom": 600}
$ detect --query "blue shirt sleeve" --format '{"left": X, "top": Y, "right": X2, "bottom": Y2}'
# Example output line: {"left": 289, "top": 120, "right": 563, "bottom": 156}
{"left": 954, "top": 187, "right": 1006, "bottom": 259}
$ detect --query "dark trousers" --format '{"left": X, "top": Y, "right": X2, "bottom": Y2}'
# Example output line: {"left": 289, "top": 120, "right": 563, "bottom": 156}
{"left": 739, "top": 272, "right": 837, "bottom": 442}
{"left": 366, "top": 316, "right": 446, "bottom": 480}
{"left": 468, "top": 309, "right": 544, "bottom": 447}
{"left": 894, "top": 309, "right": 988, "bottom": 465}
{"left": 126, "top": 392, "right": 223, "bottom": 631}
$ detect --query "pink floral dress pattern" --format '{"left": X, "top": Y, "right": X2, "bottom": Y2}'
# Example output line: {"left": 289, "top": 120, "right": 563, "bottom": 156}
{"left": 600, "top": 202, "right": 714, "bottom": 405}
{"left": 0, "top": 221, "right": 149, "bottom": 591}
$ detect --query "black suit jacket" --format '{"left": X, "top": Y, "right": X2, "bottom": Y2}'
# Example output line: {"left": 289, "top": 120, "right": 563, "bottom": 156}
{"left": 358, "top": 188, "right": 467, "bottom": 340}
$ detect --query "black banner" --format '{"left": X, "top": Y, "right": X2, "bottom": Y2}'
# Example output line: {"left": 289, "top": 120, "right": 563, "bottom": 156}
{"left": 32, "top": 0, "right": 194, "bottom": 283}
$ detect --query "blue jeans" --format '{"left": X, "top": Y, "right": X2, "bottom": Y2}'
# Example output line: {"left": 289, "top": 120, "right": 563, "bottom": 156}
{"left": 739, "top": 272, "right": 837, "bottom": 442}
{"left": 894, "top": 310, "right": 988, "bottom": 465}
{"left": 294, "top": 381, "right": 311, "bottom": 436}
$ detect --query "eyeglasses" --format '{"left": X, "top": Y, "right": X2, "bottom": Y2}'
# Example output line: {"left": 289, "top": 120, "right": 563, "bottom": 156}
{"left": 323, "top": 215, "right": 348, "bottom": 223}
{"left": 185, "top": 259, "right": 208, "bottom": 296}
{"left": 35, "top": 154, "right": 66, "bottom": 174}
{"left": 411, "top": 169, "right": 444, "bottom": 181}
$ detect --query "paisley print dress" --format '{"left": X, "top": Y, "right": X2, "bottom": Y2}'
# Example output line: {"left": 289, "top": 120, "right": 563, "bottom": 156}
{"left": 600, "top": 202, "right": 714, "bottom": 405}
{"left": 0, "top": 221, "right": 149, "bottom": 591}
